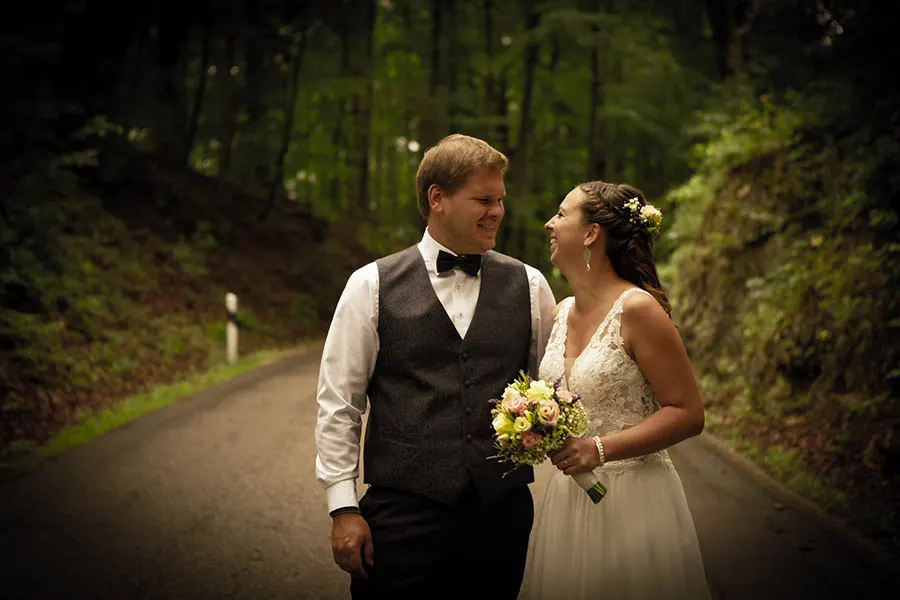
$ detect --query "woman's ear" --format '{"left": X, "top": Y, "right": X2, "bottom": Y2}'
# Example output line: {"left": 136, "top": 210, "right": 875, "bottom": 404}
{"left": 584, "top": 223, "right": 602, "bottom": 248}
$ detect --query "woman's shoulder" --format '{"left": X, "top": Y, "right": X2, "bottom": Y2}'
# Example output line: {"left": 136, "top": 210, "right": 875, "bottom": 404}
{"left": 620, "top": 288, "right": 671, "bottom": 334}
{"left": 620, "top": 286, "right": 656, "bottom": 307}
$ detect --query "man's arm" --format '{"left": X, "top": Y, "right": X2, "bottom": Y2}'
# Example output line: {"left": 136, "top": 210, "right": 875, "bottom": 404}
{"left": 315, "top": 263, "right": 379, "bottom": 579}
{"left": 526, "top": 265, "right": 557, "bottom": 377}
{"left": 315, "top": 263, "right": 379, "bottom": 513}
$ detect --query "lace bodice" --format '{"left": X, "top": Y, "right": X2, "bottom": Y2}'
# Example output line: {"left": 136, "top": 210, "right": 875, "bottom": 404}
{"left": 540, "top": 288, "right": 674, "bottom": 475}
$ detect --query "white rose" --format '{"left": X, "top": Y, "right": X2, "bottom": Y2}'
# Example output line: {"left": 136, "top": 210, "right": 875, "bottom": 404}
{"left": 527, "top": 380, "right": 553, "bottom": 402}
{"left": 641, "top": 205, "right": 662, "bottom": 227}
{"left": 502, "top": 385, "right": 520, "bottom": 402}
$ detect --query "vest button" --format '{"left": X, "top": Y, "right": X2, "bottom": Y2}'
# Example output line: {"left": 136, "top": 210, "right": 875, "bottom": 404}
{"left": 466, "top": 433, "right": 473, "bottom": 442}
{"left": 461, "top": 351, "right": 469, "bottom": 360}
{"left": 464, "top": 380, "right": 471, "bottom": 388}
{"left": 465, "top": 407, "right": 472, "bottom": 415}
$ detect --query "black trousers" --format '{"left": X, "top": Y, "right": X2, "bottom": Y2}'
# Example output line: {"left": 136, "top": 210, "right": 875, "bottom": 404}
{"left": 350, "top": 484, "right": 534, "bottom": 600}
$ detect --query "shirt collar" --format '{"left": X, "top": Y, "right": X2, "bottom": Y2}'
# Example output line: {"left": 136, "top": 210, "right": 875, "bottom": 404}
{"left": 419, "top": 228, "right": 470, "bottom": 275}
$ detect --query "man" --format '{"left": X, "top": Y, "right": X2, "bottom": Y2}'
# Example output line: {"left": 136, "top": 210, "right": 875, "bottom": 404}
{"left": 315, "top": 133, "right": 556, "bottom": 598}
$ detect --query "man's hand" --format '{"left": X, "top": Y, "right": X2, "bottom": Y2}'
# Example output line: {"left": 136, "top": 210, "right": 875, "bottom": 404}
{"left": 331, "top": 512, "right": 374, "bottom": 579}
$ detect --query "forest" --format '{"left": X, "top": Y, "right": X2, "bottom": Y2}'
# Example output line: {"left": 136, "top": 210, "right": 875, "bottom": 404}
{"left": 1, "top": 1, "right": 898, "bottom": 554}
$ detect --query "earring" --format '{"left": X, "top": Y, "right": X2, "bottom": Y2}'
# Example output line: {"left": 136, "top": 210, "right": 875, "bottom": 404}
{"left": 584, "top": 247, "right": 591, "bottom": 272}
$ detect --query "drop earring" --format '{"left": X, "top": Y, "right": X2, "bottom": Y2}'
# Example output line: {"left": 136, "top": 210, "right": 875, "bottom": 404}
{"left": 584, "top": 247, "right": 591, "bottom": 272}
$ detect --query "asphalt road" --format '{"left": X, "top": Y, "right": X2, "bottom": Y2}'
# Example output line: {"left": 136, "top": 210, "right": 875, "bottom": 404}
{"left": 1, "top": 343, "right": 897, "bottom": 599}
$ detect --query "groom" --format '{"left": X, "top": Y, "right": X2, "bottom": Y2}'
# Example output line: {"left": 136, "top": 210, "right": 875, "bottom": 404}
{"left": 315, "top": 133, "right": 555, "bottom": 598}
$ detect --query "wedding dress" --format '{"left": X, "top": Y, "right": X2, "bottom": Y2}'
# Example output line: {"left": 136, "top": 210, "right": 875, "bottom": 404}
{"left": 521, "top": 288, "right": 712, "bottom": 599}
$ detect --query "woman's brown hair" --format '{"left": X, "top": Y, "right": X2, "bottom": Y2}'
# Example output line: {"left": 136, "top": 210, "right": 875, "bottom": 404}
{"left": 578, "top": 181, "right": 671, "bottom": 317}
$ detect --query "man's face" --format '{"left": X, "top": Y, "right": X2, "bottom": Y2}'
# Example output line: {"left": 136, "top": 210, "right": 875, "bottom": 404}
{"left": 431, "top": 167, "right": 506, "bottom": 254}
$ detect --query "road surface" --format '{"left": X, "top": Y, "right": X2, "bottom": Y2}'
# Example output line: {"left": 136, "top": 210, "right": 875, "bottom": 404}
{"left": 1, "top": 343, "right": 897, "bottom": 599}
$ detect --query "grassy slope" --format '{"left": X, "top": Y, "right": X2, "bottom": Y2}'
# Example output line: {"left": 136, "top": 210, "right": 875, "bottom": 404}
{"left": 0, "top": 142, "right": 381, "bottom": 466}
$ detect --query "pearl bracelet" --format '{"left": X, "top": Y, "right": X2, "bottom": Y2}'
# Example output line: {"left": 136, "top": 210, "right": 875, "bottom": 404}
{"left": 592, "top": 435, "right": 606, "bottom": 467}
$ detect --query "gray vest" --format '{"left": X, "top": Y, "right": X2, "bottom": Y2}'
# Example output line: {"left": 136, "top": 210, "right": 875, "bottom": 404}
{"left": 364, "top": 245, "right": 534, "bottom": 505}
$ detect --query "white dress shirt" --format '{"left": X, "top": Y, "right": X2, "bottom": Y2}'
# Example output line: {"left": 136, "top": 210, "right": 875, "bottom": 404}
{"left": 314, "top": 229, "right": 557, "bottom": 512}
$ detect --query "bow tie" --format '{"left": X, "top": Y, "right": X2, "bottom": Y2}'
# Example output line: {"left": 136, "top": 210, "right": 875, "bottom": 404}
{"left": 436, "top": 250, "right": 482, "bottom": 276}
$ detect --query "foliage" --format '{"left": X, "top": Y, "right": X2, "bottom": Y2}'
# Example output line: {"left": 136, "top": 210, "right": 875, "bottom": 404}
{"left": 668, "top": 77, "right": 900, "bottom": 498}
{"left": 0, "top": 122, "right": 375, "bottom": 456}
{"left": 168, "top": 222, "right": 218, "bottom": 278}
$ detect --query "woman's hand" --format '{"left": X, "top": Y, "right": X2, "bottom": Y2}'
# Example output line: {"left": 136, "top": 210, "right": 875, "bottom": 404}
{"left": 548, "top": 436, "right": 600, "bottom": 476}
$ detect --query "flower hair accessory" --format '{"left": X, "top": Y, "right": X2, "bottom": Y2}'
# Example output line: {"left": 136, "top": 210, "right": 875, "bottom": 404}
{"left": 624, "top": 197, "right": 662, "bottom": 235}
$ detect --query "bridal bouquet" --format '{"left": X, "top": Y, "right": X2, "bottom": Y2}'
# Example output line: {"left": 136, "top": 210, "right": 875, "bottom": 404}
{"left": 489, "top": 371, "right": 607, "bottom": 503}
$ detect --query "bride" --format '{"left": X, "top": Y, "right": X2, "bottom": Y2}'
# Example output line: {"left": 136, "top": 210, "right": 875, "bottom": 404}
{"left": 521, "top": 181, "right": 712, "bottom": 599}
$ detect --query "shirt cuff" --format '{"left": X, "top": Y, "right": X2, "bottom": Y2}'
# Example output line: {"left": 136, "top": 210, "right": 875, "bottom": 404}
{"left": 325, "top": 479, "right": 360, "bottom": 513}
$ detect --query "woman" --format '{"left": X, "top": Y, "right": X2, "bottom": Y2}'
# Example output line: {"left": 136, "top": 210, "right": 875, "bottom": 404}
{"left": 521, "top": 181, "right": 712, "bottom": 599}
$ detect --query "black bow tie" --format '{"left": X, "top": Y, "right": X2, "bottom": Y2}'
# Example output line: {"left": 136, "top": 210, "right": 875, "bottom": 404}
{"left": 436, "top": 250, "right": 482, "bottom": 276}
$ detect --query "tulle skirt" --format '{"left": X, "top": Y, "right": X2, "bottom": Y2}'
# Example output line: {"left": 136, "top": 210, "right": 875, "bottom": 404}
{"left": 521, "top": 461, "right": 713, "bottom": 600}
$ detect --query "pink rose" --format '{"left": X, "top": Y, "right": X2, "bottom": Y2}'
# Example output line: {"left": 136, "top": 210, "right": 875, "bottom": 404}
{"left": 520, "top": 430, "right": 543, "bottom": 449}
{"left": 501, "top": 393, "right": 527, "bottom": 416}
{"left": 555, "top": 389, "right": 576, "bottom": 404}
{"left": 537, "top": 400, "right": 560, "bottom": 425}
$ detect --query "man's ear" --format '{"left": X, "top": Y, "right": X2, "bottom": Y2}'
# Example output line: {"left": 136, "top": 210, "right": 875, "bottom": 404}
{"left": 584, "top": 223, "right": 602, "bottom": 248}
{"left": 428, "top": 184, "right": 443, "bottom": 214}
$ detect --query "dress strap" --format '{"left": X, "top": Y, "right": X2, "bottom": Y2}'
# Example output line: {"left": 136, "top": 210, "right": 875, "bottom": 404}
{"left": 555, "top": 296, "right": 576, "bottom": 327}
{"left": 547, "top": 296, "right": 575, "bottom": 349}
{"left": 606, "top": 288, "right": 653, "bottom": 348}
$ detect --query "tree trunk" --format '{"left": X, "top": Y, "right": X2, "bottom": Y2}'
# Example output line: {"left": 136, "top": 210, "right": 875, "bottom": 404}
{"left": 154, "top": 13, "right": 191, "bottom": 165}
{"left": 182, "top": 22, "right": 212, "bottom": 167}
{"left": 387, "top": 136, "right": 399, "bottom": 221}
{"left": 704, "top": 0, "right": 751, "bottom": 77}
{"left": 676, "top": 0, "right": 705, "bottom": 45}
{"left": 549, "top": 33, "right": 560, "bottom": 71}
{"left": 515, "top": 5, "right": 540, "bottom": 177}
{"left": 421, "top": 0, "right": 443, "bottom": 146}
{"left": 430, "top": 0, "right": 442, "bottom": 101}
{"left": 352, "top": 0, "right": 377, "bottom": 214}
{"left": 218, "top": 21, "right": 238, "bottom": 178}
{"left": 448, "top": 0, "right": 458, "bottom": 131}
{"left": 261, "top": 34, "right": 306, "bottom": 221}
{"left": 481, "top": 0, "right": 511, "bottom": 154}
{"left": 493, "top": 69, "right": 511, "bottom": 254}
{"left": 373, "top": 134, "right": 383, "bottom": 213}
{"left": 54, "top": 1, "right": 139, "bottom": 122}
{"left": 511, "top": 3, "right": 541, "bottom": 259}
{"left": 242, "top": 1, "right": 266, "bottom": 128}
{"left": 483, "top": 0, "right": 497, "bottom": 141}
{"left": 586, "top": 1, "right": 605, "bottom": 180}
{"left": 116, "top": 27, "right": 148, "bottom": 133}
{"left": 329, "top": 12, "right": 352, "bottom": 210}
{"left": 496, "top": 74, "right": 510, "bottom": 154}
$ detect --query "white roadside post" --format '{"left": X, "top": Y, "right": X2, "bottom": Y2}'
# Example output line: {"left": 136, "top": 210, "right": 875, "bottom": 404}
{"left": 225, "top": 292, "right": 239, "bottom": 364}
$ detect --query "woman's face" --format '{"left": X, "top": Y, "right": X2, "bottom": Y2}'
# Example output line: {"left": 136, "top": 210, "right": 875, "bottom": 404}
{"left": 545, "top": 187, "right": 591, "bottom": 268}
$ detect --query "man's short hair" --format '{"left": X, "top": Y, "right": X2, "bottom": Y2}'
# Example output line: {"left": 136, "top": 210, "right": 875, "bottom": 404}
{"left": 415, "top": 134, "right": 508, "bottom": 219}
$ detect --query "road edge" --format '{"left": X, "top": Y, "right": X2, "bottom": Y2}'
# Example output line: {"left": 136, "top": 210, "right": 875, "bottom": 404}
{"left": 695, "top": 430, "right": 900, "bottom": 576}
{"left": 0, "top": 339, "right": 326, "bottom": 489}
